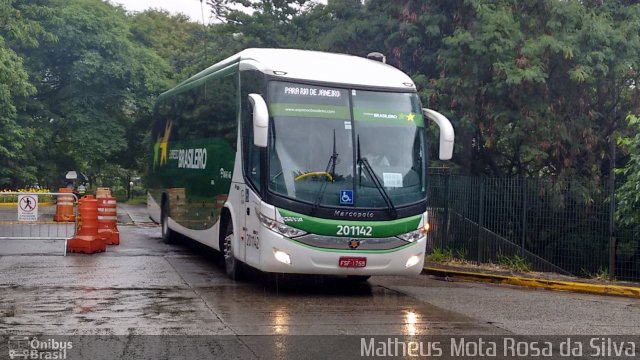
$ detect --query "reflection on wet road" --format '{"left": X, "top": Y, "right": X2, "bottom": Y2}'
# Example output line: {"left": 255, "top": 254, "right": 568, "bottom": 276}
{"left": 0, "top": 224, "right": 504, "bottom": 336}
{"left": 195, "top": 275, "right": 504, "bottom": 335}
{"left": 2, "top": 223, "right": 639, "bottom": 339}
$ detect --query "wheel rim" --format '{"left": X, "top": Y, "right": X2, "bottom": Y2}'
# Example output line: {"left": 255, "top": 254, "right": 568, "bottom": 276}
{"left": 224, "top": 234, "right": 233, "bottom": 262}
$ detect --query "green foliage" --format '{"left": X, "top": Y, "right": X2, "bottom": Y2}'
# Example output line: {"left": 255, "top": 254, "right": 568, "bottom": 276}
{"left": 0, "top": 0, "right": 48, "bottom": 187}
{"left": 214, "top": 0, "right": 320, "bottom": 49}
{"left": 427, "top": 247, "right": 471, "bottom": 263}
{"left": 425, "top": 0, "right": 640, "bottom": 179}
{"left": 455, "top": 248, "right": 468, "bottom": 260}
{"left": 16, "top": 0, "right": 170, "bottom": 186}
{"left": 0, "top": 0, "right": 638, "bottom": 234}
{"left": 129, "top": 9, "right": 203, "bottom": 80}
{"left": 616, "top": 114, "right": 640, "bottom": 229}
{"left": 579, "top": 265, "right": 610, "bottom": 280}
{"left": 123, "top": 195, "right": 147, "bottom": 205}
{"left": 293, "top": 0, "right": 640, "bottom": 182}
{"left": 496, "top": 252, "right": 531, "bottom": 273}
{"left": 426, "top": 247, "right": 454, "bottom": 263}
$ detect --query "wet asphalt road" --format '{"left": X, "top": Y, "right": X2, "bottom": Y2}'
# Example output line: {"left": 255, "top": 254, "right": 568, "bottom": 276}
{"left": 0, "top": 204, "right": 639, "bottom": 357}
{"left": 0, "top": 222, "right": 503, "bottom": 336}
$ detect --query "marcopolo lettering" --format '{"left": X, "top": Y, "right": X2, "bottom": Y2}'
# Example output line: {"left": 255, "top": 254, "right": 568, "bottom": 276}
{"left": 334, "top": 210, "right": 375, "bottom": 219}
{"left": 178, "top": 148, "right": 207, "bottom": 169}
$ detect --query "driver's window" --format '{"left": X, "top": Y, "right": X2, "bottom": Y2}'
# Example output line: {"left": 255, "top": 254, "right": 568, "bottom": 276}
{"left": 241, "top": 70, "right": 265, "bottom": 192}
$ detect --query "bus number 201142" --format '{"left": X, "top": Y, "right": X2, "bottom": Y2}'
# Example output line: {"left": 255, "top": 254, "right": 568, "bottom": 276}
{"left": 337, "top": 225, "right": 373, "bottom": 237}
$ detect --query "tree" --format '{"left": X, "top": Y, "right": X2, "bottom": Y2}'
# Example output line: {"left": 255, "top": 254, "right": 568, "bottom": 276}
{"left": 616, "top": 114, "right": 640, "bottom": 229}
{"left": 615, "top": 114, "right": 640, "bottom": 273}
{"left": 211, "top": 0, "right": 321, "bottom": 48}
{"left": 18, "top": 0, "right": 169, "bottom": 187}
{"left": 315, "top": 0, "right": 640, "bottom": 181}
{"left": 0, "top": 0, "right": 54, "bottom": 187}
{"left": 422, "top": 0, "right": 640, "bottom": 179}
{"left": 129, "top": 9, "right": 203, "bottom": 80}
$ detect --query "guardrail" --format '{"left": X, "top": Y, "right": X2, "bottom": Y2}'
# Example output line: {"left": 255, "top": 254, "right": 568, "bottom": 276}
{"left": 0, "top": 192, "right": 78, "bottom": 256}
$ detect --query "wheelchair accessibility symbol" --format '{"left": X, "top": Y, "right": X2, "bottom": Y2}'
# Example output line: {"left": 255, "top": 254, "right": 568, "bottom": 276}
{"left": 339, "top": 190, "right": 353, "bottom": 205}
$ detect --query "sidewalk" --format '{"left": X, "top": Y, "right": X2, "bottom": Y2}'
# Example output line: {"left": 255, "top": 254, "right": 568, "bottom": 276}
{"left": 423, "top": 261, "right": 640, "bottom": 299}
{"left": 117, "top": 203, "right": 154, "bottom": 225}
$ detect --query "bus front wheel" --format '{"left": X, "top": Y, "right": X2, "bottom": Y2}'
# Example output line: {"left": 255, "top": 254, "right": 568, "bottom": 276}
{"left": 223, "top": 222, "right": 244, "bottom": 280}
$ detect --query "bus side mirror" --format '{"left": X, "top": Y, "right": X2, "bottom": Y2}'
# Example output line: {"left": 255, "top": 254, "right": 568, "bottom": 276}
{"left": 423, "top": 108, "right": 455, "bottom": 160}
{"left": 249, "top": 94, "right": 269, "bottom": 148}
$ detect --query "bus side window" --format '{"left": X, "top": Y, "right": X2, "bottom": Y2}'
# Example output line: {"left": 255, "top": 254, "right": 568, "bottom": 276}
{"left": 241, "top": 70, "right": 265, "bottom": 192}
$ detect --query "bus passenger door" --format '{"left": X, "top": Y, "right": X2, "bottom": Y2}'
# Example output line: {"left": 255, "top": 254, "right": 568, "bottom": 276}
{"left": 244, "top": 187, "right": 261, "bottom": 267}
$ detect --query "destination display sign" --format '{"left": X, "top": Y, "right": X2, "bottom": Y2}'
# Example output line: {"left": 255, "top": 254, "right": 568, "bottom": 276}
{"left": 269, "top": 82, "right": 350, "bottom": 120}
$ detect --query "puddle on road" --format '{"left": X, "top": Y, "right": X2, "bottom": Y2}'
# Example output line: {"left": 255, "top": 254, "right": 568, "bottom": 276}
{"left": 0, "top": 272, "right": 503, "bottom": 336}
{"left": 0, "top": 285, "right": 232, "bottom": 335}
{"left": 189, "top": 273, "right": 503, "bottom": 335}
{"left": 0, "top": 225, "right": 505, "bottom": 336}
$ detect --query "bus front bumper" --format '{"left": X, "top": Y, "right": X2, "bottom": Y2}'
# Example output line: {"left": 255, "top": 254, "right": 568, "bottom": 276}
{"left": 257, "top": 229, "right": 426, "bottom": 276}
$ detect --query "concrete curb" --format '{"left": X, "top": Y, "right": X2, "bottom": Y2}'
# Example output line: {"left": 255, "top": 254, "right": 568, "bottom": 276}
{"left": 423, "top": 266, "right": 640, "bottom": 299}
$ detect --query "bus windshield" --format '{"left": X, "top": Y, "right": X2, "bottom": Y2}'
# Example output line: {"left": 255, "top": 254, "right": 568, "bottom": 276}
{"left": 267, "top": 81, "right": 426, "bottom": 209}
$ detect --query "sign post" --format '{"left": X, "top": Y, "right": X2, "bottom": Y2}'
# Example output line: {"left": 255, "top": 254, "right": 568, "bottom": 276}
{"left": 18, "top": 194, "right": 38, "bottom": 221}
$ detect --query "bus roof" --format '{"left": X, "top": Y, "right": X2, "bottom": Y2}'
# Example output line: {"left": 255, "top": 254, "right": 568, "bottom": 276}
{"left": 161, "top": 49, "right": 416, "bottom": 100}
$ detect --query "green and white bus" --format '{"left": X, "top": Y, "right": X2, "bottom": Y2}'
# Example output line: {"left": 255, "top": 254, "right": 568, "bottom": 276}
{"left": 148, "top": 48, "right": 454, "bottom": 280}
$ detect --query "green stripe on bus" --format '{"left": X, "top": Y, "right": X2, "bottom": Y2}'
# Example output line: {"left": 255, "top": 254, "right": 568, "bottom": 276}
{"left": 278, "top": 208, "right": 422, "bottom": 238}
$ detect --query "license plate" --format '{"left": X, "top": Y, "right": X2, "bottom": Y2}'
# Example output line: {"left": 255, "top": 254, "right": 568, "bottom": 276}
{"left": 339, "top": 256, "right": 367, "bottom": 268}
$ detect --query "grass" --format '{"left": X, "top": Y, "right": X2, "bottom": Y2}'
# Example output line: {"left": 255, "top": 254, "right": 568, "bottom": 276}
{"left": 427, "top": 247, "right": 454, "bottom": 262}
{"left": 580, "top": 266, "right": 611, "bottom": 281}
{"left": 120, "top": 195, "right": 147, "bottom": 205}
{"left": 427, "top": 247, "right": 534, "bottom": 273}
{"left": 495, "top": 253, "right": 532, "bottom": 273}
{"left": 427, "top": 247, "right": 470, "bottom": 265}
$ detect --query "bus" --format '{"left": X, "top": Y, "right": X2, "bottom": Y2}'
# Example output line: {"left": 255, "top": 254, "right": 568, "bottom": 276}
{"left": 147, "top": 48, "right": 454, "bottom": 280}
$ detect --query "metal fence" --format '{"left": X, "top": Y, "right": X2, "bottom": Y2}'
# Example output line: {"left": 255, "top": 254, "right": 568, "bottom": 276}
{"left": 426, "top": 170, "right": 640, "bottom": 282}
{"left": 0, "top": 192, "right": 78, "bottom": 256}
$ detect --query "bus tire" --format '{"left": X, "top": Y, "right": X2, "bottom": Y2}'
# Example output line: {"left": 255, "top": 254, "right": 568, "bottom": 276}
{"left": 161, "top": 198, "right": 176, "bottom": 244}
{"left": 223, "top": 221, "right": 244, "bottom": 280}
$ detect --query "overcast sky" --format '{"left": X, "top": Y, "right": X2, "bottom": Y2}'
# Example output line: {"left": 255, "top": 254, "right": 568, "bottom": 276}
{"left": 110, "top": 0, "right": 210, "bottom": 22}
{"left": 110, "top": 0, "right": 326, "bottom": 23}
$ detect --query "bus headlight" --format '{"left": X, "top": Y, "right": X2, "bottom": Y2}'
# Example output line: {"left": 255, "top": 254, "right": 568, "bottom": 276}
{"left": 397, "top": 229, "right": 424, "bottom": 243}
{"left": 405, "top": 254, "right": 423, "bottom": 268}
{"left": 274, "top": 249, "right": 292, "bottom": 265}
{"left": 259, "top": 213, "right": 307, "bottom": 238}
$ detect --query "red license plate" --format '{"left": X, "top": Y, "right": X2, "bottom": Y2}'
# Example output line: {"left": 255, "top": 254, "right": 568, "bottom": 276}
{"left": 339, "top": 256, "right": 367, "bottom": 268}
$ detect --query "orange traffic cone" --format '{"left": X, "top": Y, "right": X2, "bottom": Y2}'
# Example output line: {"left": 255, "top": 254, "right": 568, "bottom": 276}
{"left": 67, "top": 195, "right": 106, "bottom": 254}
{"left": 97, "top": 196, "right": 119, "bottom": 245}
{"left": 53, "top": 188, "right": 75, "bottom": 222}
{"left": 96, "top": 187, "right": 112, "bottom": 198}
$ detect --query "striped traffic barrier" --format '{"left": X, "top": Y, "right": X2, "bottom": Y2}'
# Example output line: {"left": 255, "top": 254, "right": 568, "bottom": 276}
{"left": 67, "top": 195, "right": 106, "bottom": 254}
{"left": 96, "top": 187, "right": 112, "bottom": 198}
{"left": 97, "top": 196, "right": 119, "bottom": 245}
{"left": 53, "top": 188, "right": 75, "bottom": 222}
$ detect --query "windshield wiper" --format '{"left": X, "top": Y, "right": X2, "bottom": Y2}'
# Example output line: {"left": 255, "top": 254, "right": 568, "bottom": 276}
{"left": 311, "top": 129, "right": 338, "bottom": 213}
{"left": 357, "top": 135, "right": 397, "bottom": 217}
{"left": 328, "top": 129, "right": 338, "bottom": 179}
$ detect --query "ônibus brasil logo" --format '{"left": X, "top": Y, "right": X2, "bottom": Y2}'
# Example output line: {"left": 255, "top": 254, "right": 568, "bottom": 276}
{"left": 8, "top": 336, "right": 72, "bottom": 359}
